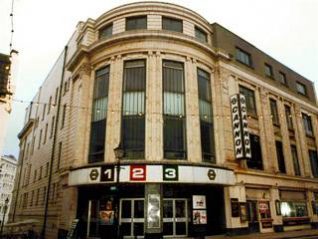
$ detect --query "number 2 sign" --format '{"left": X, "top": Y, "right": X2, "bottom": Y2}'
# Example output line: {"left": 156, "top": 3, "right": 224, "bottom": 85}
{"left": 130, "top": 165, "right": 146, "bottom": 181}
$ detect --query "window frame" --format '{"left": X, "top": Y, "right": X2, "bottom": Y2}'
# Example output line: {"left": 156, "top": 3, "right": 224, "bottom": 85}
{"left": 239, "top": 85, "right": 257, "bottom": 117}
{"left": 279, "top": 71, "right": 287, "bottom": 85}
{"left": 195, "top": 26, "right": 208, "bottom": 43}
{"left": 296, "top": 81, "right": 307, "bottom": 96}
{"left": 264, "top": 63, "right": 274, "bottom": 78}
{"left": 269, "top": 98, "right": 280, "bottom": 126}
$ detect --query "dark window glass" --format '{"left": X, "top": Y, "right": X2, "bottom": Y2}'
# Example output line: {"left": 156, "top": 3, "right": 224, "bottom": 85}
{"left": 239, "top": 85, "right": 257, "bottom": 116}
{"left": 60, "top": 104, "right": 66, "bottom": 129}
{"left": 122, "top": 60, "right": 146, "bottom": 158}
{"left": 276, "top": 141, "right": 286, "bottom": 173}
{"left": 309, "top": 150, "right": 318, "bottom": 178}
{"left": 279, "top": 72, "right": 287, "bottom": 85}
{"left": 302, "top": 113, "right": 313, "bottom": 137}
{"left": 164, "top": 117, "right": 186, "bottom": 159}
{"left": 88, "top": 66, "right": 109, "bottom": 163}
{"left": 270, "top": 99, "right": 279, "bottom": 126}
{"left": 197, "top": 68, "right": 214, "bottom": 162}
{"left": 99, "top": 24, "right": 113, "bottom": 39}
{"left": 284, "top": 105, "right": 293, "bottom": 130}
{"left": 89, "top": 119, "right": 106, "bottom": 163}
{"left": 296, "top": 82, "right": 307, "bottom": 96}
{"left": 247, "top": 134, "right": 263, "bottom": 170}
{"left": 291, "top": 145, "right": 301, "bottom": 176}
{"left": 126, "top": 16, "right": 147, "bottom": 30}
{"left": 163, "top": 60, "right": 186, "bottom": 159}
{"left": 195, "top": 26, "right": 207, "bottom": 43}
{"left": 162, "top": 17, "right": 182, "bottom": 32}
{"left": 236, "top": 48, "right": 252, "bottom": 67}
{"left": 264, "top": 63, "right": 273, "bottom": 78}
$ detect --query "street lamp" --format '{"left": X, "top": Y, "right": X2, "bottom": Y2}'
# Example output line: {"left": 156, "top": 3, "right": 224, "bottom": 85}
{"left": 0, "top": 197, "right": 9, "bottom": 236}
{"left": 113, "top": 143, "right": 124, "bottom": 239}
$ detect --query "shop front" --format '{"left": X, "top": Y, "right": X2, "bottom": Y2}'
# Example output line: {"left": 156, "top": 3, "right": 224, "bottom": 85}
{"left": 279, "top": 190, "right": 311, "bottom": 231}
{"left": 69, "top": 164, "right": 235, "bottom": 238}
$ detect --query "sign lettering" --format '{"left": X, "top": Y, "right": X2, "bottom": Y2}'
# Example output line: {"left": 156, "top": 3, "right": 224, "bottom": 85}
{"left": 163, "top": 165, "right": 178, "bottom": 181}
{"left": 130, "top": 165, "right": 146, "bottom": 181}
{"left": 101, "top": 165, "right": 114, "bottom": 182}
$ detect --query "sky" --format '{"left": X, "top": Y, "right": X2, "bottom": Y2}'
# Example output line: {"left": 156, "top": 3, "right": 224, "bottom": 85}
{"left": 0, "top": 0, "right": 317, "bottom": 158}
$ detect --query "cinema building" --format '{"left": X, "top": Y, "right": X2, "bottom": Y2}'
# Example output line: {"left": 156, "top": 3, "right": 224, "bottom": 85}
{"left": 9, "top": 2, "right": 318, "bottom": 238}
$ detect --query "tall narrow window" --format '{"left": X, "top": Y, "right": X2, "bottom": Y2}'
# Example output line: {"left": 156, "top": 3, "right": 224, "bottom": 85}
{"left": 163, "top": 60, "right": 186, "bottom": 159}
{"left": 239, "top": 85, "right": 257, "bottom": 116}
{"left": 88, "top": 66, "right": 109, "bottom": 163}
{"left": 284, "top": 105, "right": 293, "bottom": 130}
{"left": 264, "top": 63, "right": 273, "bottom": 78}
{"left": 57, "top": 142, "right": 62, "bottom": 170}
{"left": 279, "top": 72, "right": 287, "bottom": 85}
{"left": 42, "top": 104, "right": 46, "bottom": 121}
{"left": 276, "top": 141, "right": 286, "bottom": 173}
{"left": 291, "top": 145, "right": 301, "bottom": 176}
{"left": 50, "top": 116, "right": 55, "bottom": 138}
{"left": 309, "top": 150, "right": 318, "bottom": 178}
{"left": 302, "top": 113, "right": 314, "bottom": 137}
{"left": 38, "top": 129, "right": 42, "bottom": 149}
{"left": 43, "top": 123, "right": 48, "bottom": 144}
{"left": 60, "top": 104, "right": 66, "bottom": 129}
{"left": 122, "top": 60, "right": 146, "bottom": 158}
{"left": 270, "top": 99, "right": 279, "bottom": 126}
{"left": 48, "top": 96, "right": 52, "bottom": 114}
{"left": 197, "top": 68, "right": 215, "bottom": 162}
{"left": 247, "top": 134, "right": 263, "bottom": 170}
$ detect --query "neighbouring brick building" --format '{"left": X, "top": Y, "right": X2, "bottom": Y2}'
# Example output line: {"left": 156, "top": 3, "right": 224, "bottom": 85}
{"left": 8, "top": 2, "right": 318, "bottom": 238}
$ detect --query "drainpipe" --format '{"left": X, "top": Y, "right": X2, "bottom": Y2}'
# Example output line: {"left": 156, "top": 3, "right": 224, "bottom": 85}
{"left": 40, "top": 46, "right": 68, "bottom": 239}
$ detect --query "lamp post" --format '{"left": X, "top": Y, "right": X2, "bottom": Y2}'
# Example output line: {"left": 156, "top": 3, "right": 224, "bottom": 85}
{"left": 113, "top": 144, "right": 124, "bottom": 239}
{"left": 0, "top": 197, "right": 9, "bottom": 236}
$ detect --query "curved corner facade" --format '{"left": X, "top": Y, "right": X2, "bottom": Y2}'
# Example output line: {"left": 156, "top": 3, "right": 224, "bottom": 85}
{"left": 9, "top": 2, "right": 318, "bottom": 238}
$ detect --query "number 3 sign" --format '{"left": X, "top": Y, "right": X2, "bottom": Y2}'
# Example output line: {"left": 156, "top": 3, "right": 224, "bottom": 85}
{"left": 130, "top": 165, "right": 146, "bottom": 181}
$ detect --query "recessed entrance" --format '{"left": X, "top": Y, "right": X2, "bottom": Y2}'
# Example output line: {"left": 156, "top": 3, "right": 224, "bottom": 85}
{"left": 163, "top": 198, "right": 189, "bottom": 237}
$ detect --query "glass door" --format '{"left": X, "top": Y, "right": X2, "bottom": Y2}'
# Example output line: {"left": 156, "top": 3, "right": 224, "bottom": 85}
{"left": 163, "top": 199, "right": 188, "bottom": 237}
{"left": 120, "top": 198, "right": 145, "bottom": 239}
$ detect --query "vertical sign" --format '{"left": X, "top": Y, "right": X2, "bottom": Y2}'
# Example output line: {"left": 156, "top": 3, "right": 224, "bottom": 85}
{"left": 230, "top": 94, "right": 251, "bottom": 159}
{"left": 147, "top": 194, "right": 161, "bottom": 228}
{"left": 239, "top": 94, "right": 251, "bottom": 158}
{"left": 130, "top": 165, "right": 146, "bottom": 181}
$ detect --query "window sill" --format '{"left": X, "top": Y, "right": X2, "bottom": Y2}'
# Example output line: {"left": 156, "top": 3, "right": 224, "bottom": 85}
{"left": 236, "top": 59, "right": 254, "bottom": 69}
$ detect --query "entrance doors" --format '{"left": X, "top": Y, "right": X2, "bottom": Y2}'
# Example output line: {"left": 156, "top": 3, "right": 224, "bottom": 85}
{"left": 247, "top": 200, "right": 260, "bottom": 233}
{"left": 120, "top": 198, "right": 145, "bottom": 238}
{"left": 163, "top": 199, "right": 188, "bottom": 237}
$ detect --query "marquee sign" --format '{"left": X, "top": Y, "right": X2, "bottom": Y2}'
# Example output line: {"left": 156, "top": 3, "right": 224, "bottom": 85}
{"left": 230, "top": 94, "right": 251, "bottom": 159}
{"left": 69, "top": 164, "right": 235, "bottom": 186}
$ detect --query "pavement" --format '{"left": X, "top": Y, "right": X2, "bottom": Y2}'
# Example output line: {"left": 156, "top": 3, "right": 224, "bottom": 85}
{"left": 204, "top": 229, "right": 318, "bottom": 239}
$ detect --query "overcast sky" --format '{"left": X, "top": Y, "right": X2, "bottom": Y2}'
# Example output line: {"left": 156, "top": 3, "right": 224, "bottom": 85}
{"left": 0, "top": 0, "right": 317, "bottom": 157}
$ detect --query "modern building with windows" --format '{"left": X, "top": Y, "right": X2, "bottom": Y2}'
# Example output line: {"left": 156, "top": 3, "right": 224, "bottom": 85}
{"left": 8, "top": 2, "right": 318, "bottom": 238}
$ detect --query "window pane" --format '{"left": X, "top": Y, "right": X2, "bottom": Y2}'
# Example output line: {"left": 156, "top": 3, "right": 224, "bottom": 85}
{"left": 309, "top": 150, "right": 318, "bottom": 177}
{"left": 195, "top": 27, "right": 207, "bottom": 42}
{"left": 302, "top": 113, "right": 313, "bottom": 136}
{"left": 284, "top": 105, "right": 293, "bottom": 130}
{"left": 270, "top": 99, "right": 279, "bottom": 125}
{"left": 276, "top": 141, "right": 286, "bottom": 173}
{"left": 239, "top": 86, "right": 257, "bottom": 115}
{"left": 99, "top": 24, "right": 113, "bottom": 39}
{"left": 162, "top": 17, "right": 182, "bottom": 32}
{"left": 265, "top": 64, "right": 273, "bottom": 77}
{"left": 92, "top": 97, "right": 108, "bottom": 121}
{"left": 124, "top": 61, "right": 145, "bottom": 91}
{"left": 279, "top": 72, "right": 287, "bottom": 85}
{"left": 163, "top": 61, "right": 184, "bottom": 93}
{"left": 236, "top": 48, "right": 252, "bottom": 66}
{"left": 126, "top": 16, "right": 147, "bottom": 30}
{"left": 200, "top": 121, "right": 215, "bottom": 162}
{"left": 247, "top": 134, "right": 263, "bottom": 170}
{"left": 122, "top": 117, "right": 145, "bottom": 158}
{"left": 198, "top": 69, "right": 211, "bottom": 102}
{"left": 123, "top": 92, "right": 145, "bottom": 115}
{"left": 164, "top": 92, "right": 184, "bottom": 116}
{"left": 296, "top": 82, "right": 306, "bottom": 95}
{"left": 291, "top": 145, "right": 301, "bottom": 176}
{"left": 89, "top": 119, "right": 106, "bottom": 163}
{"left": 95, "top": 67, "right": 109, "bottom": 99}
{"left": 164, "top": 117, "right": 186, "bottom": 159}
{"left": 199, "top": 100, "right": 212, "bottom": 122}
